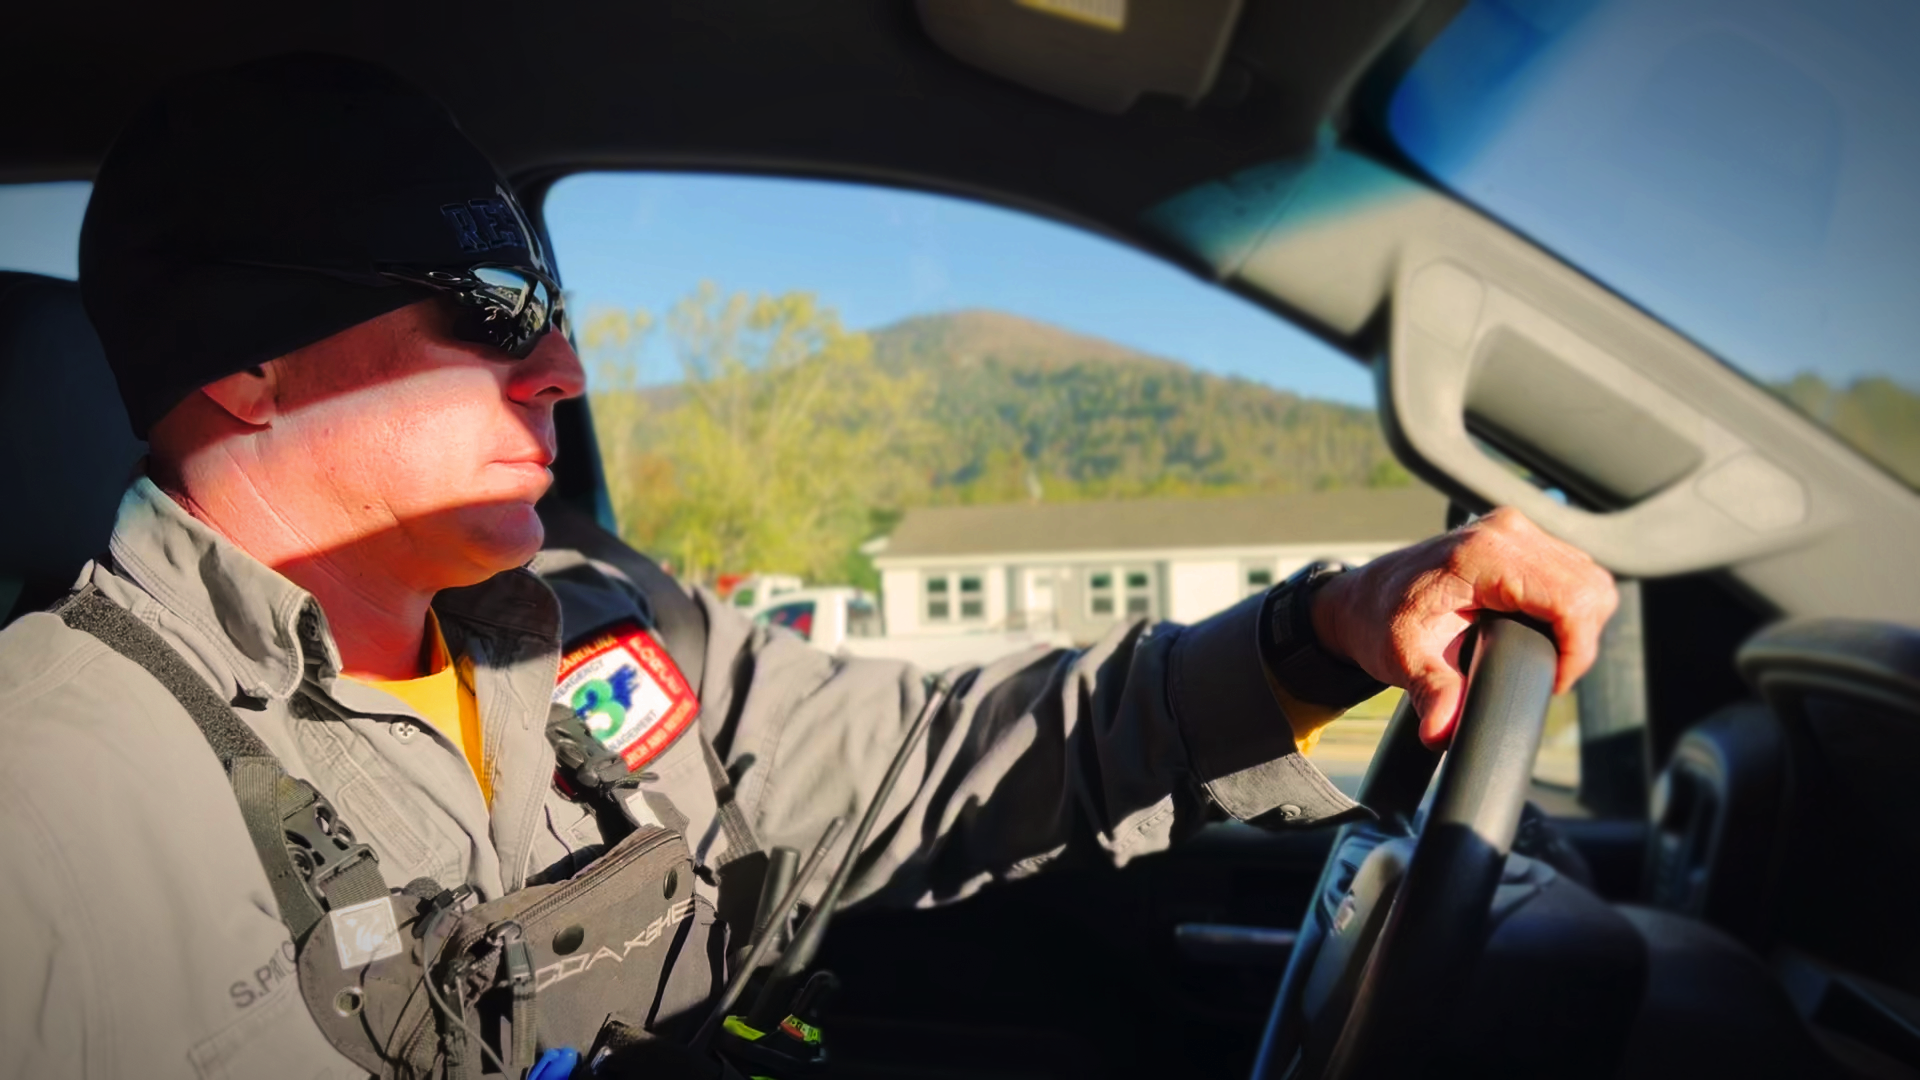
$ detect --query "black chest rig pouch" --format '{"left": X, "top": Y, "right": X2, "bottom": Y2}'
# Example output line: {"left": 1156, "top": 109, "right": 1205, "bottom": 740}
{"left": 55, "top": 583, "right": 726, "bottom": 1078}
{"left": 298, "top": 807, "right": 721, "bottom": 1078}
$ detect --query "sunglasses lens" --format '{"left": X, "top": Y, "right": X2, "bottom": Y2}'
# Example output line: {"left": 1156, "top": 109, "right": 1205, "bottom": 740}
{"left": 472, "top": 266, "right": 534, "bottom": 302}
{"left": 448, "top": 304, "right": 518, "bottom": 354}
{"left": 454, "top": 267, "right": 561, "bottom": 358}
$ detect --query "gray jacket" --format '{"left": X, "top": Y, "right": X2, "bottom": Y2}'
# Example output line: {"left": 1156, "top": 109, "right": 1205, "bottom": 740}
{"left": 0, "top": 479, "right": 1360, "bottom": 1079}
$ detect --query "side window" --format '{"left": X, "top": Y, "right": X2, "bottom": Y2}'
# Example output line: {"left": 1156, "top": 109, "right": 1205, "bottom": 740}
{"left": 545, "top": 172, "right": 1452, "bottom": 797}
{"left": 0, "top": 182, "right": 91, "bottom": 279}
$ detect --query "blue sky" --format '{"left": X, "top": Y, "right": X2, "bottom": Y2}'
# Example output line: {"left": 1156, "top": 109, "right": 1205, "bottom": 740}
{"left": 542, "top": 173, "right": 1374, "bottom": 403}
{"left": 0, "top": 174, "right": 1375, "bottom": 405}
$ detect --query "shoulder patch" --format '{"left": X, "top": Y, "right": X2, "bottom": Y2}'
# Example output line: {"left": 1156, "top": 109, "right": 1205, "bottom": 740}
{"left": 554, "top": 621, "right": 698, "bottom": 772}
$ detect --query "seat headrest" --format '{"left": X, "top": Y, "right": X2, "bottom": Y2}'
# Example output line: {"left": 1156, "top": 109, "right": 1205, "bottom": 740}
{"left": 0, "top": 271, "right": 146, "bottom": 624}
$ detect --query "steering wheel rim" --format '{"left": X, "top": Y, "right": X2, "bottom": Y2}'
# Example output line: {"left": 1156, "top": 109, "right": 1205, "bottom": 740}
{"left": 1252, "top": 615, "right": 1560, "bottom": 1080}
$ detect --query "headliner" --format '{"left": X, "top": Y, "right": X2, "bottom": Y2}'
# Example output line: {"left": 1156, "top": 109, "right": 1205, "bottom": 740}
{"left": 6, "top": 0, "right": 1428, "bottom": 245}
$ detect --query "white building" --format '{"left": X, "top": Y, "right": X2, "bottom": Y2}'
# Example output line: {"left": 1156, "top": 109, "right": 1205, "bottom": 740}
{"left": 866, "top": 488, "right": 1448, "bottom": 645}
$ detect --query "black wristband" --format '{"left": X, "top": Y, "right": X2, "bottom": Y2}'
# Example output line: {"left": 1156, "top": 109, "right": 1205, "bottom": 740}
{"left": 1259, "top": 561, "right": 1390, "bottom": 710}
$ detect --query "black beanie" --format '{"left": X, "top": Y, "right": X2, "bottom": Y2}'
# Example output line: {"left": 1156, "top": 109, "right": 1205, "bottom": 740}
{"left": 80, "top": 53, "right": 552, "bottom": 438}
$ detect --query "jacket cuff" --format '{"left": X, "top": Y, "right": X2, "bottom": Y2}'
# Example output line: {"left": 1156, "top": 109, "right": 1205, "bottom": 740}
{"left": 1168, "top": 593, "right": 1368, "bottom": 828}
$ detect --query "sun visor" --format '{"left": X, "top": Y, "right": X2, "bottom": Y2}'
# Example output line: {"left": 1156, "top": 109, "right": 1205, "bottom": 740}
{"left": 917, "top": 0, "right": 1245, "bottom": 114}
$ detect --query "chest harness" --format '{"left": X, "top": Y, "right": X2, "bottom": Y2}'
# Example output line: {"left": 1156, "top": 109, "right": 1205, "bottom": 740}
{"left": 55, "top": 526, "right": 945, "bottom": 1079}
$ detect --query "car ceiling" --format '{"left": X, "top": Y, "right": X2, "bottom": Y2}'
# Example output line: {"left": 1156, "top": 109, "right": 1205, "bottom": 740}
{"left": 6, "top": 0, "right": 1426, "bottom": 247}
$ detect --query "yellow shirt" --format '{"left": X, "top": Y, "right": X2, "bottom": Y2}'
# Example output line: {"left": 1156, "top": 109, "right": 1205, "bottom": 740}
{"left": 350, "top": 613, "right": 489, "bottom": 803}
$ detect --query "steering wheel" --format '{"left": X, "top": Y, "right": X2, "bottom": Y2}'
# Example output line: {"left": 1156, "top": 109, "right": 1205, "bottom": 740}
{"left": 1251, "top": 615, "right": 1560, "bottom": 1080}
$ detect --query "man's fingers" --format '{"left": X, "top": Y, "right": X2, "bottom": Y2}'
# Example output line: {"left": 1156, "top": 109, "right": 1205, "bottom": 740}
{"left": 1465, "top": 511, "right": 1618, "bottom": 696}
{"left": 1552, "top": 611, "right": 1603, "bottom": 695}
{"left": 1407, "top": 630, "right": 1471, "bottom": 750}
{"left": 1540, "top": 575, "right": 1617, "bottom": 694}
{"left": 1332, "top": 506, "right": 1616, "bottom": 749}
{"left": 1412, "top": 668, "right": 1465, "bottom": 750}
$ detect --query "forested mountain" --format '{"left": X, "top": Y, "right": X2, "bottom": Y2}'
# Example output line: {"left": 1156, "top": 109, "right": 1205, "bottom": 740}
{"left": 870, "top": 309, "right": 1182, "bottom": 372}
{"left": 865, "top": 310, "right": 1409, "bottom": 503}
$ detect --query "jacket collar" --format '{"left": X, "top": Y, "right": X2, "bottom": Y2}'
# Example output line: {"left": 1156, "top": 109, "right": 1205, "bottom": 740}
{"left": 107, "top": 476, "right": 329, "bottom": 701}
{"left": 104, "top": 476, "right": 559, "bottom": 703}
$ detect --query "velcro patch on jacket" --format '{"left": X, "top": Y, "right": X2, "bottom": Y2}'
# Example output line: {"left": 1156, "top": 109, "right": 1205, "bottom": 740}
{"left": 554, "top": 621, "right": 698, "bottom": 772}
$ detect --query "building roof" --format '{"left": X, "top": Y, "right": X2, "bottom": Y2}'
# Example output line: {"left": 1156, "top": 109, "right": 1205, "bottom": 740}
{"left": 873, "top": 487, "right": 1450, "bottom": 561}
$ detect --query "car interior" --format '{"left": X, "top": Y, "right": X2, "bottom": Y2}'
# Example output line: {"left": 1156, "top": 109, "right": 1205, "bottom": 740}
{"left": 3, "top": 2, "right": 1918, "bottom": 1078}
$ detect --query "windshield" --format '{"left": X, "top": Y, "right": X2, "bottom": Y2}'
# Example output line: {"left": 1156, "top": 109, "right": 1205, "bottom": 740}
{"left": 1385, "top": 0, "right": 1920, "bottom": 488}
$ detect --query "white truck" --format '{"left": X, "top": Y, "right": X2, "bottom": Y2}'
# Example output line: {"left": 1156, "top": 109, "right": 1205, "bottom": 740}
{"left": 748, "top": 586, "right": 1072, "bottom": 671}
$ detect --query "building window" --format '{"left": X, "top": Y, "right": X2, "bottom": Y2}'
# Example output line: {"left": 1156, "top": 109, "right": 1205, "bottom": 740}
{"left": 1088, "top": 571, "right": 1115, "bottom": 616}
{"left": 1088, "top": 567, "right": 1154, "bottom": 618}
{"left": 958, "top": 575, "right": 985, "bottom": 619}
{"left": 1124, "top": 568, "right": 1153, "bottom": 617}
{"left": 927, "top": 571, "right": 985, "bottom": 623}
{"left": 1245, "top": 564, "right": 1275, "bottom": 598}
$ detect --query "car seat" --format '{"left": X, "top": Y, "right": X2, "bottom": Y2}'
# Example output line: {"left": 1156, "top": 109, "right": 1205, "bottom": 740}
{"left": 0, "top": 271, "right": 147, "bottom": 625}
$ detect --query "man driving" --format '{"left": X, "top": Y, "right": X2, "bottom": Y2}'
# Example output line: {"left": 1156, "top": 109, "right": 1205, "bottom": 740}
{"left": 0, "top": 55, "right": 1616, "bottom": 1079}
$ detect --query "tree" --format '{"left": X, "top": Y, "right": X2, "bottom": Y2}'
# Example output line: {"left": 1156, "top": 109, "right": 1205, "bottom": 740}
{"left": 578, "top": 305, "right": 659, "bottom": 543}
{"left": 584, "top": 285, "right": 927, "bottom": 586}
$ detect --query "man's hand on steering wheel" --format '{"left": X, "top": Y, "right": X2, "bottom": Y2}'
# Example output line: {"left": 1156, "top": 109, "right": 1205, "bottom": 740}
{"left": 1310, "top": 507, "right": 1619, "bottom": 750}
